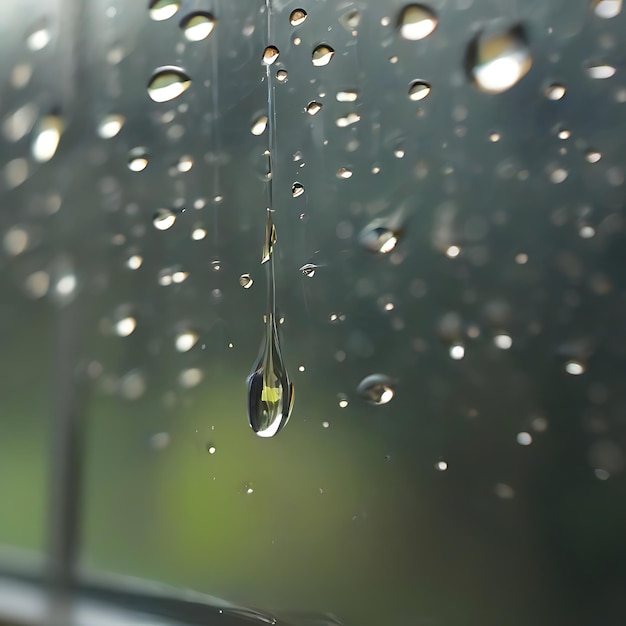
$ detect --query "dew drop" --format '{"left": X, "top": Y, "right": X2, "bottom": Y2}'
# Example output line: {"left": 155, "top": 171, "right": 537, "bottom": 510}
{"left": 299, "top": 263, "right": 317, "bottom": 277}
{"left": 357, "top": 374, "right": 396, "bottom": 405}
{"left": 306, "top": 101, "right": 323, "bottom": 115}
{"left": 180, "top": 12, "right": 216, "bottom": 41}
{"left": 336, "top": 167, "right": 352, "bottom": 179}
{"left": 175, "top": 330, "right": 199, "bottom": 352}
{"left": 251, "top": 115, "right": 268, "bottom": 135}
{"left": 128, "top": 147, "right": 149, "bottom": 172}
{"left": 585, "top": 149, "right": 602, "bottom": 163}
{"left": 586, "top": 62, "right": 616, "bottom": 79}
{"left": 592, "top": 0, "right": 622, "bottom": 18}
{"left": 262, "top": 45, "right": 280, "bottom": 65}
{"left": 149, "top": 0, "right": 180, "bottom": 21}
{"left": 292, "top": 182, "right": 305, "bottom": 197}
{"left": 153, "top": 209, "right": 176, "bottom": 230}
{"left": 466, "top": 24, "right": 532, "bottom": 93}
{"left": 97, "top": 114, "right": 125, "bottom": 139}
{"left": 408, "top": 80, "right": 431, "bottom": 101}
{"left": 32, "top": 115, "right": 63, "bottom": 163}
{"left": 544, "top": 83, "right": 566, "bottom": 100}
{"left": 398, "top": 4, "right": 438, "bottom": 40}
{"left": 239, "top": 273, "right": 254, "bottom": 289}
{"left": 147, "top": 66, "right": 191, "bottom": 103}
{"left": 312, "top": 44, "right": 335, "bottom": 67}
{"left": 290, "top": 9, "right": 307, "bottom": 26}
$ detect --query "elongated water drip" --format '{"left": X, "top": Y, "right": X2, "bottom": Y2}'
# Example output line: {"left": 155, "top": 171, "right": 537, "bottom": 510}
{"left": 247, "top": 0, "right": 294, "bottom": 437}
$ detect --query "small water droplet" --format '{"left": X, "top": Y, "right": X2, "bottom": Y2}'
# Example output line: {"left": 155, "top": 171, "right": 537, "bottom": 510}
{"left": 357, "top": 374, "right": 396, "bottom": 405}
{"left": 290, "top": 9, "right": 307, "bottom": 26}
{"left": 586, "top": 62, "right": 616, "bottom": 79}
{"left": 153, "top": 209, "right": 176, "bottom": 230}
{"left": 335, "top": 112, "right": 360, "bottom": 127}
{"left": 557, "top": 128, "right": 571, "bottom": 140}
{"left": 32, "top": 115, "right": 63, "bottom": 163}
{"left": 251, "top": 114, "right": 268, "bottom": 135}
{"left": 176, "top": 155, "right": 193, "bottom": 172}
{"left": 338, "top": 394, "right": 349, "bottom": 408}
{"left": 435, "top": 460, "right": 448, "bottom": 471}
{"left": 359, "top": 211, "right": 406, "bottom": 254}
{"left": 239, "top": 273, "right": 254, "bottom": 289}
{"left": 592, "top": 0, "right": 622, "bottom": 19}
{"left": 114, "top": 316, "right": 137, "bottom": 337}
{"left": 398, "top": 4, "right": 438, "bottom": 40}
{"left": 466, "top": 24, "right": 532, "bottom": 93}
{"left": 26, "top": 25, "right": 51, "bottom": 51}
{"left": 408, "top": 80, "right": 431, "bottom": 101}
{"left": 97, "top": 114, "right": 125, "bottom": 139}
{"left": 585, "top": 149, "right": 602, "bottom": 163}
{"left": 339, "top": 9, "right": 361, "bottom": 30}
{"left": 262, "top": 45, "right": 280, "bottom": 65}
{"left": 299, "top": 263, "right": 317, "bottom": 277}
{"left": 191, "top": 227, "right": 207, "bottom": 240}
{"left": 211, "top": 260, "right": 221, "bottom": 271}
{"left": 149, "top": 0, "right": 180, "bottom": 21}
{"left": 291, "top": 182, "right": 305, "bottom": 197}
{"left": 336, "top": 90, "right": 358, "bottom": 102}
{"left": 180, "top": 367, "right": 203, "bottom": 388}
{"left": 449, "top": 344, "right": 465, "bottom": 360}
{"left": 276, "top": 69, "right": 288, "bottom": 82}
{"left": 147, "top": 66, "right": 191, "bottom": 103}
{"left": 180, "top": 12, "right": 216, "bottom": 41}
{"left": 207, "top": 444, "right": 216, "bottom": 454}
{"left": 516, "top": 431, "right": 532, "bottom": 445}
{"left": 565, "top": 360, "right": 585, "bottom": 375}
{"left": 128, "top": 147, "right": 149, "bottom": 172}
{"left": 489, "top": 132, "right": 501, "bottom": 142}
{"left": 548, "top": 166, "right": 568, "bottom": 183}
{"left": 261, "top": 211, "right": 277, "bottom": 264}
{"left": 306, "top": 101, "right": 323, "bottom": 115}
{"left": 494, "top": 334, "right": 512, "bottom": 349}
{"left": 544, "top": 83, "right": 566, "bottom": 100}
{"left": 175, "top": 330, "right": 199, "bottom": 352}
{"left": 312, "top": 44, "right": 335, "bottom": 66}
{"left": 336, "top": 167, "right": 352, "bottom": 179}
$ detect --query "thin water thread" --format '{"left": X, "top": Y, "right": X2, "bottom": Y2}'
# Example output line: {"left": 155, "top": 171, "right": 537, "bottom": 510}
{"left": 211, "top": 0, "right": 221, "bottom": 249}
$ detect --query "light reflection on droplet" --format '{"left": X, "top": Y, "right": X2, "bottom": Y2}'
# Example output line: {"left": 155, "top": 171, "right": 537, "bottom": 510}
{"left": 262, "top": 46, "right": 280, "bottom": 65}
{"left": 586, "top": 62, "right": 616, "bottom": 79}
{"left": 5, "top": 158, "right": 29, "bottom": 189}
{"left": 291, "top": 182, "right": 305, "bottom": 197}
{"left": 128, "top": 147, "right": 149, "bottom": 172}
{"left": 565, "top": 360, "right": 585, "bottom": 375}
{"left": 357, "top": 374, "right": 396, "bottom": 405}
{"left": 585, "top": 149, "right": 602, "bottom": 163}
{"left": 32, "top": 115, "right": 63, "bottom": 163}
{"left": 408, "top": 80, "right": 431, "bottom": 101}
{"left": 312, "top": 44, "right": 335, "bottom": 66}
{"left": 290, "top": 8, "right": 307, "bottom": 26}
{"left": 338, "top": 394, "right": 349, "bottom": 408}
{"left": 97, "top": 114, "right": 125, "bottom": 139}
{"left": 24, "top": 271, "right": 50, "bottom": 299}
{"left": 544, "top": 83, "right": 566, "bottom": 100}
{"left": 176, "top": 155, "right": 193, "bottom": 172}
{"left": 175, "top": 331, "right": 199, "bottom": 352}
{"left": 516, "top": 431, "right": 532, "bottom": 445}
{"left": 449, "top": 344, "right": 465, "bottom": 360}
{"left": 435, "top": 460, "right": 448, "bottom": 471}
{"left": 147, "top": 67, "right": 191, "bottom": 103}
{"left": 495, "top": 483, "right": 515, "bottom": 499}
{"left": 192, "top": 227, "right": 207, "bottom": 240}
{"left": 26, "top": 27, "right": 51, "bottom": 51}
{"left": 3, "top": 226, "right": 29, "bottom": 256}
{"left": 276, "top": 69, "right": 288, "bottom": 82}
{"left": 56, "top": 273, "right": 77, "bottom": 297}
{"left": 549, "top": 166, "right": 568, "bottom": 183}
{"left": 445, "top": 245, "right": 461, "bottom": 258}
{"left": 398, "top": 4, "right": 438, "bottom": 40}
{"left": 153, "top": 209, "right": 176, "bottom": 230}
{"left": 208, "top": 445, "right": 216, "bottom": 454}
{"left": 115, "top": 316, "right": 137, "bottom": 337}
{"left": 337, "top": 167, "right": 352, "bottom": 179}
{"left": 337, "top": 90, "right": 358, "bottom": 102}
{"left": 306, "top": 101, "right": 323, "bottom": 115}
{"left": 3, "top": 104, "right": 38, "bottom": 142}
{"left": 579, "top": 225, "right": 596, "bottom": 239}
{"left": 180, "top": 12, "right": 216, "bottom": 41}
{"left": 149, "top": 0, "right": 180, "bottom": 21}
{"left": 251, "top": 115, "right": 268, "bottom": 135}
{"left": 592, "top": 0, "right": 623, "bottom": 18}
{"left": 299, "top": 263, "right": 317, "bottom": 277}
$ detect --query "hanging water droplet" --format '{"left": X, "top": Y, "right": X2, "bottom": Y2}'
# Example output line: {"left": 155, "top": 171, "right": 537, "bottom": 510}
{"left": 261, "top": 211, "right": 276, "bottom": 264}
{"left": 306, "top": 101, "right": 323, "bottom": 115}
{"left": 592, "top": 0, "right": 622, "bottom": 19}
{"left": 147, "top": 66, "right": 191, "bottom": 103}
{"left": 175, "top": 330, "right": 199, "bottom": 352}
{"left": 262, "top": 45, "right": 280, "bottom": 65}
{"left": 398, "top": 4, "right": 438, "bottom": 40}
{"left": 585, "top": 62, "right": 616, "bottom": 79}
{"left": 466, "top": 24, "right": 532, "bottom": 93}
{"left": 544, "top": 83, "right": 566, "bottom": 100}
{"left": 97, "top": 114, "right": 125, "bottom": 139}
{"left": 180, "top": 12, "right": 216, "bottom": 41}
{"left": 291, "top": 182, "right": 305, "bottom": 197}
{"left": 149, "top": 0, "right": 180, "bottom": 21}
{"left": 153, "top": 209, "right": 176, "bottom": 230}
{"left": 299, "top": 263, "right": 317, "bottom": 277}
{"left": 251, "top": 114, "right": 268, "bottom": 135}
{"left": 357, "top": 374, "right": 396, "bottom": 405}
{"left": 290, "top": 9, "right": 307, "bottom": 26}
{"left": 408, "top": 80, "right": 431, "bottom": 101}
{"left": 336, "top": 167, "right": 352, "bottom": 179}
{"left": 312, "top": 44, "right": 335, "bottom": 66}
{"left": 585, "top": 149, "right": 602, "bottom": 163}
{"left": 128, "top": 147, "right": 149, "bottom": 172}
{"left": 239, "top": 273, "right": 254, "bottom": 289}
{"left": 276, "top": 69, "right": 288, "bottom": 82}
{"left": 32, "top": 114, "right": 63, "bottom": 163}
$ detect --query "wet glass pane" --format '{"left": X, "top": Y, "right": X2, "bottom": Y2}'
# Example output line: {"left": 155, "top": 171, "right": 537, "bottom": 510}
{"left": 2, "top": 0, "right": 626, "bottom": 625}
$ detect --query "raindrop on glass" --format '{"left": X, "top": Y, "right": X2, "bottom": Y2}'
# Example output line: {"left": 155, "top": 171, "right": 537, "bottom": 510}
{"left": 336, "top": 167, "right": 352, "bottom": 179}
{"left": 312, "top": 44, "right": 335, "bottom": 66}
{"left": 149, "top": 0, "right": 180, "bottom": 21}
{"left": 251, "top": 115, "right": 268, "bottom": 135}
{"left": 398, "top": 4, "right": 438, "bottom": 40}
{"left": 466, "top": 24, "right": 532, "bottom": 93}
{"left": 585, "top": 62, "right": 616, "bottom": 79}
{"left": 357, "top": 374, "right": 396, "bottom": 405}
{"left": 544, "top": 83, "right": 566, "bottom": 100}
{"left": 592, "top": 0, "right": 622, "bottom": 19}
{"left": 128, "top": 147, "right": 149, "bottom": 172}
{"left": 153, "top": 209, "right": 176, "bottom": 230}
{"left": 175, "top": 330, "right": 199, "bottom": 352}
{"left": 262, "top": 45, "right": 280, "bottom": 65}
{"left": 97, "top": 114, "right": 125, "bottom": 139}
{"left": 339, "top": 9, "right": 361, "bottom": 31}
{"left": 32, "top": 115, "right": 63, "bottom": 163}
{"left": 26, "top": 24, "right": 51, "bottom": 51}
{"left": 147, "top": 66, "right": 191, "bottom": 103}
{"left": 114, "top": 316, "right": 137, "bottom": 337}
{"left": 493, "top": 334, "right": 513, "bottom": 349}
{"left": 336, "top": 90, "right": 358, "bottom": 102}
{"left": 516, "top": 432, "right": 533, "bottom": 445}
{"left": 276, "top": 69, "right": 288, "bottom": 82}
{"left": 180, "top": 12, "right": 216, "bottom": 41}
{"left": 126, "top": 255, "right": 143, "bottom": 270}
{"left": 299, "top": 263, "right": 317, "bottom": 277}
{"left": 292, "top": 182, "right": 305, "bottom": 197}
{"left": 306, "top": 101, "right": 323, "bottom": 115}
{"left": 435, "top": 460, "right": 448, "bottom": 471}
{"left": 239, "top": 273, "right": 254, "bottom": 289}
{"left": 565, "top": 360, "right": 585, "bottom": 375}
{"left": 449, "top": 344, "right": 465, "bottom": 360}
{"left": 408, "top": 80, "right": 431, "bottom": 101}
{"left": 585, "top": 149, "right": 602, "bottom": 163}
{"left": 290, "top": 9, "right": 307, "bottom": 26}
